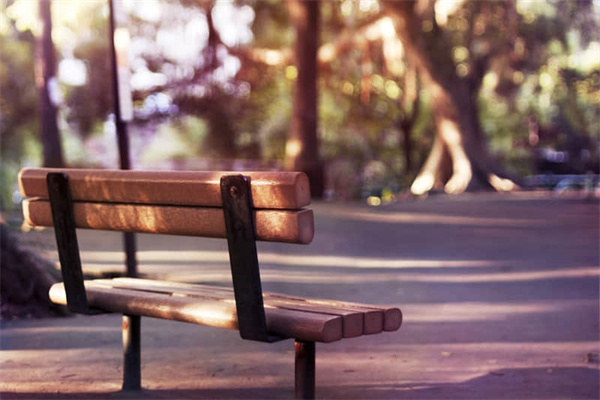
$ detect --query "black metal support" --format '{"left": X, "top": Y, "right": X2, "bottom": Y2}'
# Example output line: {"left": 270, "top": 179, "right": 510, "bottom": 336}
{"left": 220, "top": 175, "right": 271, "bottom": 342}
{"left": 123, "top": 232, "right": 137, "bottom": 277}
{"left": 295, "top": 340, "right": 316, "bottom": 399}
{"left": 109, "top": 0, "right": 137, "bottom": 279}
{"left": 47, "top": 173, "right": 89, "bottom": 314}
{"left": 122, "top": 314, "right": 141, "bottom": 390}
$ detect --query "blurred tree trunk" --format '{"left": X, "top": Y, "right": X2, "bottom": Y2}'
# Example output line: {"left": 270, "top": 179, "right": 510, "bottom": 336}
{"left": 396, "top": 61, "right": 420, "bottom": 176}
{"left": 35, "top": 0, "right": 64, "bottom": 168}
{"left": 285, "top": 0, "right": 324, "bottom": 198}
{"left": 385, "top": 1, "right": 517, "bottom": 195}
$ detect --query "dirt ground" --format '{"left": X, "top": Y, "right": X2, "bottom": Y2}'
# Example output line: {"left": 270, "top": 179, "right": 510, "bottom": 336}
{"left": 1, "top": 191, "right": 599, "bottom": 399}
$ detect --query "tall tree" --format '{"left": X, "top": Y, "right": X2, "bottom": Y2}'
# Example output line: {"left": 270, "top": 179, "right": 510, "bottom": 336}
{"left": 383, "top": 0, "right": 519, "bottom": 195}
{"left": 285, "top": 0, "right": 324, "bottom": 197}
{"left": 35, "top": 0, "right": 64, "bottom": 168}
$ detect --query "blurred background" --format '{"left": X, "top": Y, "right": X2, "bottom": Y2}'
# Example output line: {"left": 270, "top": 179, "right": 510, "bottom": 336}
{"left": 1, "top": 3, "right": 599, "bottom": 394}
{"left": 1, "top": 0, "right": 599, "bottom": 209}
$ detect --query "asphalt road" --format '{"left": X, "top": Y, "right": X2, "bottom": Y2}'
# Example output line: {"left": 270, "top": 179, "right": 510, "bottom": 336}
{"left": 1, "top": 191, "right": 598, "bottom": 399}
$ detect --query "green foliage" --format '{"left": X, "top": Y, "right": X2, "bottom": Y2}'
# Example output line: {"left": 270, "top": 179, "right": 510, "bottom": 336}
{"left": 438, "top": 0, "right": 600, "bottom": 176}
{"left": 479, "top": 91, "right": 532, "bottom": 176}
{"left": 0, "top": 25, "right": 38, "bottom": 163}
{"left": 0, "top": 13, "right": 41, "bottom": 209}
{"left": 250, "top": 73, "right": 293, "bottom": 160}
{"left": 250, "top": 0, "right": 293, "bottom": 48}
{"left": 140, "top": 115, "right": 208, "bottom": 164}
{"left": 66, "top": 39, "right": 113, "bottom": 137}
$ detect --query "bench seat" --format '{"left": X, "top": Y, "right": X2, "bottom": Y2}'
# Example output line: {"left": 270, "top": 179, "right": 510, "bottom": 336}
{"left": 49, "top": 278, "right": 402, "bottom": 343}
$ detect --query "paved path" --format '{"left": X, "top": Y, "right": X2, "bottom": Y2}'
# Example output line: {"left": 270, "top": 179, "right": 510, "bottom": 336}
{"left": 1, "top": 192, "right": 598, "bottom": 399}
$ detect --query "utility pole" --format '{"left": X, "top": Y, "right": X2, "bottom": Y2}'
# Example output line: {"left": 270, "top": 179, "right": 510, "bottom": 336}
{"left": 109, "top": 0, "right": 140, "bottom": 390}
{"left": 36, "top": 0, "right": 64, "bottom": 168}
{"left": 109, "top": 0, "right": 137, "bottom": 278}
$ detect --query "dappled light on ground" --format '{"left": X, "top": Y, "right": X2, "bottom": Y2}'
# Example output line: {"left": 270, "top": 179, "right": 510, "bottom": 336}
{"left": 70, "top": 249, "right": 501, "bottom": 269}
{"left": 42, "top": 250, "right": 598, "bottom": 285}
{"left": 406, "top": 299, "right": 599, "bottom": 323}
{"left": 3, "top": 194, "right": 597, "bottom": 398}
{"left": 163, "top": 265, "right": 599, "bottom": 285}
{"left": 327, "top": 208, "right": 547, "bottom": 227}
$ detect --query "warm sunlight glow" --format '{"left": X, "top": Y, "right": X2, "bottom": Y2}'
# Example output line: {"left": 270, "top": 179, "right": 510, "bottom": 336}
{"left": 367, "top": 196, "right": 382, "bottom": 206}
{"left": 319, "top": 43, "right": 337, "bottom": 63}
{"left": 363, "top": 17, "right": 405, "bottom": 77}
{"left": 264, "top": 49, "right": 285, "bottom": 65}
{"left": 212, "top": 3, "right": 255, "bottom": 47}
{"left": 435, "top": 0, "right": 466, "bottom": 27}
{"left": 285, "top": 138, "right": 302, "bottom": 157}
{"left": 342, "top": 81, "right": 355, "bottom": 95}
{"left": 114, "top": 28, "right": 130, "bottom": 54}
{"left": 124, "top": 0, "right": 162, "bottom": 22}
{"left": 483, "top": 72, "right": 499, "bottom": 89}
{"left": 285, "top": 65, "right": 298, "bottom": 80}
{"left": 365, "top": 17, "right": 395, "bottom": 40}
{"left": 5, "top": 0, "right": 38, "bottom": 34}
{"left": 385, "top": 80, "right": 401, "bottom": 99}
{"left": 489, "top": 174, "right": 519, "bottom": 192}
{"left": 411, "top": 173, "right": 435, "bottom": 196}
{"left": 58, "top": 59, "right": 87, "bottom": 86}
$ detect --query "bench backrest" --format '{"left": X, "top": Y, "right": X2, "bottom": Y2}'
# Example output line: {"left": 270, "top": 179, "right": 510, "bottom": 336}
{"left": 19, "top": 168, "right": 314, "bottom": 244}
{"left": 19, "top": 168, "right": 314, "bottom": 341}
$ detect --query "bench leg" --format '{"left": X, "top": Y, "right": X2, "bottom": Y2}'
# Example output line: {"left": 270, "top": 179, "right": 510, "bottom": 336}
{"left": 295, "top": 340, "right": 315, "bottom": 399}
{"left": 122, "top": 314, "right": 141, "bottom": 390}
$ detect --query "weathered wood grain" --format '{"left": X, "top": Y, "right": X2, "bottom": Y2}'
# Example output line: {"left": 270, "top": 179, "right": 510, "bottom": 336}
{"left": 23, "top": 199, "right": 314, "bottom": 244}
{"left": 267, "top": 291, "right": 402, "bottom": 332}
{"left": 91, "top": 278, "right": 364, "bottom": 338}
{"left": 49, "top": 282, "right": 343, "bottom": 343}
{"left": 98, "top": 278, "right": 402, "bottom": 334}
{"left": 19, "top": 168, "right": 311, "bottom": 210}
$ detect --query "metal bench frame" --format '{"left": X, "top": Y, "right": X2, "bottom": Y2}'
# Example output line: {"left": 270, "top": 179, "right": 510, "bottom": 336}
{"left": 46, "top": 172, "right": 315, "bottom": 399}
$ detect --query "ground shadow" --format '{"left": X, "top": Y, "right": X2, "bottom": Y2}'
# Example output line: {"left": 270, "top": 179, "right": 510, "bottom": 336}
{"left": 317, "top": 366, "right": 600, "bottom": 399}
{"left": 1, "top": 367, "right": 598, "bottom": 399}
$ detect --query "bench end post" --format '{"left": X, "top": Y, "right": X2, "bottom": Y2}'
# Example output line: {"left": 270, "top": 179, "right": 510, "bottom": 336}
{"left": 46, "top": 172, "right": 89, "bottom": 314}
{"left": 220, "top": 175, "right": 270, "bottom": 342}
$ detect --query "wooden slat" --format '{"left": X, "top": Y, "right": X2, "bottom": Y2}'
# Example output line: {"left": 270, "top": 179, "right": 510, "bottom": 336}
{"left": 90, "top": 279, "right": 364, "bottom": 338}
{"left": 267, "top": 291, "right": 402, "bottom": 332}
{"left": 266, "top": 297, "right": 363, "bottom": 338}
{"left": 49, "top": 283, "right": 342, "bottom": 343}
{"left": 23, "top": 199, "right": 314, "bottom": 244}
{"left": 107, "top": 278, "right": 402, "bottom": 334}
{"left": 19, "top": 168, "right": 311, "bottom": 210}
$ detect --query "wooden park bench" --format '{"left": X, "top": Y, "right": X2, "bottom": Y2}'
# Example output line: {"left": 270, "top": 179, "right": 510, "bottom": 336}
{"left": 18, "top": 168, "right": 402, "bottom": 399}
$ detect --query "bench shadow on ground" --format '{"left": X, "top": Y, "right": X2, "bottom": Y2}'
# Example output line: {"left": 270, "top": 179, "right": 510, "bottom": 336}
{"left": 1, "top": 367, "right": 598, "bottom": 399}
